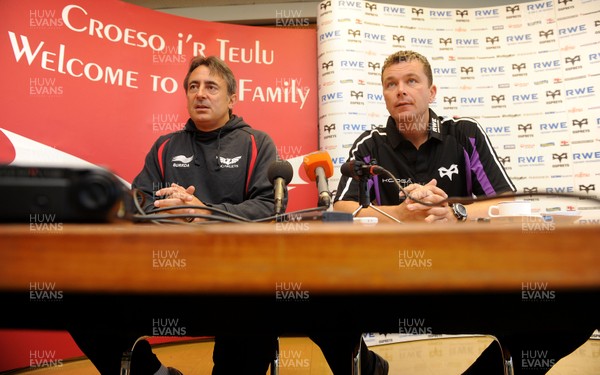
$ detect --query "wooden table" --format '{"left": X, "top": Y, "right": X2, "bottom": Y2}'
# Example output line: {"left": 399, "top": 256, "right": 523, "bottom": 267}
{"left": 0, "top": 221, "right": 598, "bottom": 338}
{"left": 1, "top": 221, "right": 598, "bottom": 374}
{"left": 1, "top": 221, "right": 598, "bottom": 295}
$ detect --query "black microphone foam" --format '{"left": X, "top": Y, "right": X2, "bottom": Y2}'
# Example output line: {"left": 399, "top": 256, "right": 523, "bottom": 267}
{"left": 268, "top": 159, "right": 294, "bottom": 185}
{"left": 340, "top": 160, "right": 360, "bottom": 179}
{"left": 341, "top": 160, "right": 384, "bottom": 181}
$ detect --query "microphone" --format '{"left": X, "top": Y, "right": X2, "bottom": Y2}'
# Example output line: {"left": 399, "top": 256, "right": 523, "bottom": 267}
{"left": 302, "top": 151, "right": 334, "bottom": 208}
{"left": 340, "top": 160, "right": 384, "bottom": 181}
{"left": 267, "top": 159, "right": 294, "bottom": 215}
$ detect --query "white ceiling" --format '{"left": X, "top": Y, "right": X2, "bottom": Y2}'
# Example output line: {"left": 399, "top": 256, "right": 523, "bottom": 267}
{"left": 122, "top": 0, "right": 522, "bottom": 25}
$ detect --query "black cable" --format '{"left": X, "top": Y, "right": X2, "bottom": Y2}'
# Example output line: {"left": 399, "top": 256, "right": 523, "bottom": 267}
{"left": 132, "top": 213, "right": 246, "bottom": 224}
{"left": 147, "top": 205, "right": 251, "bottom": 223}
{"left": 130, "top": 188, "right": 251, "bottom": 224}
{"left": 253, "top": 205, "right": 329, "bottom": 223}
{"left": 132, "top": 188, "right": 332, "bottom": 224}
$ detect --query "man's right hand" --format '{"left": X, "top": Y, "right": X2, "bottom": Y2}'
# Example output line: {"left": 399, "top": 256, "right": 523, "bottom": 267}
{"left": 154, "top": 183, "right": 209, "bottom": 222}
{"left": 398, "top": 179, "right": 451, "bottom": 222}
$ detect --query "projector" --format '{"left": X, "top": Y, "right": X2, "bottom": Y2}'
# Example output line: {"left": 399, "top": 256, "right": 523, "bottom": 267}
{"left": 0, "top": 164, "right": 128, "bottom": 223}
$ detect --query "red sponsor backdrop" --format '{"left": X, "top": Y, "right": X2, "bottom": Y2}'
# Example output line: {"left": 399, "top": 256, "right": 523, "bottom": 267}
{"left": 0, "top": 0, "right": 317, "bottom": 370}
{"left": 0, "top": 0, "right": 318, "bottom": 210}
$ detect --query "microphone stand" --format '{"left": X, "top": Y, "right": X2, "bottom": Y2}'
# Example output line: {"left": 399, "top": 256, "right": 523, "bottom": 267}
{"left": 351, "top": 174, "right": 403, "bottom": 223}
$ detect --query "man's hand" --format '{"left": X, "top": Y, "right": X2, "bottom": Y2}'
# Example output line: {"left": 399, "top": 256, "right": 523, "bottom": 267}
{"left": 401, "top": 179, "right": 454, "bottom": 223}
{"left": 154, "top": 183, "right": 209, "bottom": 222}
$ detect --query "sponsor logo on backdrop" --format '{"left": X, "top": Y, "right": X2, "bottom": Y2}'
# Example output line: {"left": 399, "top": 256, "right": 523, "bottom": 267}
{"left": 319, "top": 0, "right": 331, "bottom": 12}
{"left": 486, "top": 125, "right": 511, "bottom": 136}
{"left": 367, "top": 92, "right": 383, "bottom": 104}
{"left": 518, "top": 155, "right": 545, "bottom": 167}
{"left": 564, "top": 55, "right": 582, "bottom": 71}
{"left": 320, "top": 91, "right": 344, "bottom": 104}
{"left": 392, "top": 34, "right": 406, "bottom": 47}
{"left": 481, "top": 65, "right": 504, "bottom": 76}
{"left": 460, "top": 95, "right": 485, "bottom": 107}
{"left": 349, "top": 90, "right": 364, "bottom": 105}
{"left": 430, "top": 10, "right": 453, "bottom": 20}
{"left": 434, "top": 66, "right": 457, "bottom": 78}
{"left": 506, "top": 5, "right": 521, "bottom": 18}
{"left": 485, "top": 36, "right": 501, "bottom": 50}
{"left": 579, "top": 184, "right": 596, "bottom": 194}
{"left": 321, "top": 60, "right": 334, "bottom": 76}
{"left": 512, "top": 62, "right": 527, "bottom": 77}
{"left": 382, "top": 5, "right": 406, "bottom": 16}
{"left": 340, "top": 60, "right": 363, "bottom": 70}
{"left": 408, "top": 8, "right": 423, "bottom": 21}
{"left": 512, "top": 92, "right": 539, "bottom": 105}
{"left": 572, "top": 118, "right": 589, "bottom": 134}
{"left": 438, "top": 37, "right": 452, "bottom": 50}
{"left": 545, "top": 90, "right": 562, "bottom": 104}
{"left": 539, "top": 120, "right": 567, "bottom": 133}
{"left": 573, "top": 152, "right": 600, "bottom": 163}
{"left": 347, "top": 29, "right": 361, "bottom": 42}
{"left": 538, "top": 29, "right": 556, "bottom": 43}
{"left": 526, "top": 2, "right": 553, "bottom": 14}
{"left": 319, "top": 29, "right": 342, "bottom": 43}
{"left": 551, "top": 152, "right": 569, "bottom": 168}
{"left": 342, "top": 123, "right": 369, "bottom": 134}
{"left": 460, "top": 66, "right": 475, "bottom": 80}
{"left": 456, "top": 10, "right": 469, "bottom": 21}
{"left": 498, "top": 156, "right": 512, "bottom": 170}
{"left": 455, "top": 37, "right": 479, "bottom": 49}
{"left": 367, "top": 61, "right": 381, "bottom": 77}
{"left": 322, "top": 123, "right": 336, "bottom": 140}
{"left": 491, "top": 95, "right": 507, "bottom": 109}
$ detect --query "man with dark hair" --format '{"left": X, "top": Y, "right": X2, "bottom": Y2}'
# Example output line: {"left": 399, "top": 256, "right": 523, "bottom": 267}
{"left": 68, "top": 55, "right": 283, "bottom": 375}
{"left": 334, "top": 49, "right": 516, "bottom": 222}
{"left": 133, "top": 55, "right": 278, "bottom": 221}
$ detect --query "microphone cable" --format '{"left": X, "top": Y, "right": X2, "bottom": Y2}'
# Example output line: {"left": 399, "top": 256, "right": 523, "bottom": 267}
{"left": 252, "top": 205, "right": 329, "bottom": 223}
{"left": 375, "top": 165, "right": 600, "bottom": 207}
{"left": 130, "top": 188, "right": 250, "bottom": 224}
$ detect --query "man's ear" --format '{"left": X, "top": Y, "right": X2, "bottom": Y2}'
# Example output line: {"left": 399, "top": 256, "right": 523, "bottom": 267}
{"left": 228, "top": 93, "right": 238, "bottom": 109}
{"left": 429, "top": 84, "right": 437, "bottom": 103}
